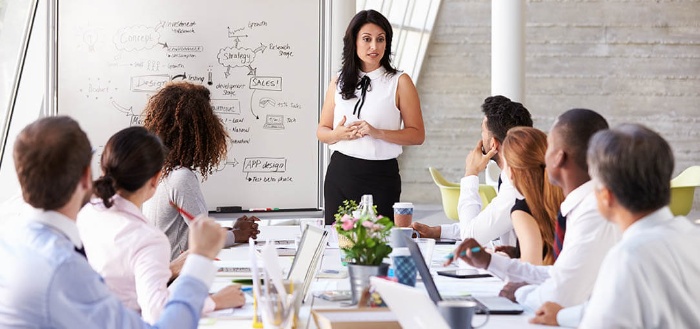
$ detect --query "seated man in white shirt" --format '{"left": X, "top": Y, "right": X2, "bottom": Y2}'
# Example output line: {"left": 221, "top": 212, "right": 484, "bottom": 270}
{"left": 0, "top": 116, "right": 226, "bottom": 328}
{"left": 445, "top": 109, "right": 620, "bottom": 311}
{"left": 530, "top": 124, "right": 700, "bottom": 328}
{"left": 412, "top": 95, "right": 532, "bottom": 246}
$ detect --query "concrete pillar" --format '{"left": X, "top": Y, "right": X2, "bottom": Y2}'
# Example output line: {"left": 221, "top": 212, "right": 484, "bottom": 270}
{"left": 491, "top": 0, "right": 525, "bottom": 103}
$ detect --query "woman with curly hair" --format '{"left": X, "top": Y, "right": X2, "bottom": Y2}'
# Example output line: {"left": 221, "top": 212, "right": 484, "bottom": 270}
{"left": 142, "top": 81, "right": 259, "bottom": 260}
{"left": 501, "top": 127, "right": 565, "bottom": 265}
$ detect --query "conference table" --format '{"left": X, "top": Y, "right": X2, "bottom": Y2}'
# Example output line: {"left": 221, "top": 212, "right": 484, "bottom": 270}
{"left": 200, "top": 224, "right": 557, "bottom": 328}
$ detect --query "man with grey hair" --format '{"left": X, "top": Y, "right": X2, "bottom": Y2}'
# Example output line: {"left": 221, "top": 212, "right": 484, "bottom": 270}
{"left": 531, "top": 124, "right": 700, "bottom": 328}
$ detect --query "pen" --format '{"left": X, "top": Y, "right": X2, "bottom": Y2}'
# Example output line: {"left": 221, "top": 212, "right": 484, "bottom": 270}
{"left": 249, "top": 208, "right": 274, "bottom": 212}
{"left": 169, "top": 201, "right": 195, "bottom": 221}
{"left": 241, "top": 286, "right": 253, "bottom": 292}
{"left": 444, "top": 247, "right": 482, "bottom": 259}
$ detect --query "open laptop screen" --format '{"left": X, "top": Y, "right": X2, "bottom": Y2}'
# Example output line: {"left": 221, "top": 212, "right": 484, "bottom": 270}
{"left": 287, "top": 225, "right": 328, "bottom": 301}
{"left": 403, "top": 235, "right": 445, "bottom": 304}
{"left": 403, "top": 235, "right": 524, "bottom": 315}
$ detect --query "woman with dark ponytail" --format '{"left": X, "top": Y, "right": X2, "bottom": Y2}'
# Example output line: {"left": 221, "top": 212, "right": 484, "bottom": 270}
{"left": 77, "top": 126, "right": 244, "bottom": 324}
{"left": 317, "top": 10, "right": 425, "bottom": 224}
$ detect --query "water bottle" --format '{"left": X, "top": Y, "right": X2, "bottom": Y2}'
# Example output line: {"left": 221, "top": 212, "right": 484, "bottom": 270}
{"left": 358, "top": 194, "right": 377, "bottom": 220}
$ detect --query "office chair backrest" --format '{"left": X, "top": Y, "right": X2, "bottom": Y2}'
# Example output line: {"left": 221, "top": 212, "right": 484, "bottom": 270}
{"left": 670, "top": 166, "right": 700, "bottom": 216}
{"left": 428, "top": 167, "right": 497, "bottom": 221}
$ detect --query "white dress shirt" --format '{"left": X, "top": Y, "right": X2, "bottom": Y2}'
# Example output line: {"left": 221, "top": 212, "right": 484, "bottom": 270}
{"left": 0, "top": 208, "right": 214, "bottom": 328}
{"left": 486, "top": 181, "right": 620, "bottom": 310}
{"left": 440, "top": 171, "right": 518, "bottom": 246}
{"left": 558, "top": 207, "right": 700, "bottom": 329}
{"left": 78, "top": 196, "right": 215, "bottom": 324}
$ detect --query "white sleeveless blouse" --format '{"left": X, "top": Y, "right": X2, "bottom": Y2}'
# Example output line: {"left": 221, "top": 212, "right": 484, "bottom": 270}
{"left": 329, "top": 66, "right": 404, "bottom": 160}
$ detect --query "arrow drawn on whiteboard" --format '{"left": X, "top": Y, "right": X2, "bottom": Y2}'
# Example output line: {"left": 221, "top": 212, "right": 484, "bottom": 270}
{"left": 158, "top": 41, "right": 169, "bottom": 49}
{"left": 259, "top": 97, "right": 276, "bottom": 108}
{"left": 250, "top": 89, "right": 259, "bottom": 119}
{"left": 254, "top": 43, "right": 267, "bottom": 54}
{"left": 215, "top": 158, "right": 240, "bottom": 172}
{"left": 111, "top": 100, "right": 134, "bottom": 116}
{"left": 171, "top": 72, "right": 187, "bottom": 80}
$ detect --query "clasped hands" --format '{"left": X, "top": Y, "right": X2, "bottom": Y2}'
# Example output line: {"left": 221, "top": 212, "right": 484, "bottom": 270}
{"left": 334, "top": 115, "right": 377, "bottom": 141}
{"left": 232, "top": 215, "right": 260, "bottom": 243}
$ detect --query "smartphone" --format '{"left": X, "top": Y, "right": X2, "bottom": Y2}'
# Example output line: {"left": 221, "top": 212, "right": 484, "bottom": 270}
{"left": 437, "top": 269, "right": 492, "bottom": 279}
{"left": 435, "top": 238, "right": 458, "bottom": 245}
{"left": 316, "top": 290, "right": 352, "bottom": 301}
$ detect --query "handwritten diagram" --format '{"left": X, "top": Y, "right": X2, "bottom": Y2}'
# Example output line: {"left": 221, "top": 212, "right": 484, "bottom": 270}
{"left": 59, "top": 0, "right": 321, "bottom": 210}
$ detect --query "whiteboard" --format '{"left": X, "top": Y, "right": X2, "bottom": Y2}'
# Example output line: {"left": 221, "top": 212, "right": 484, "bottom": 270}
{"left": 57, "top": 0, "right": 324, "bottom": 210}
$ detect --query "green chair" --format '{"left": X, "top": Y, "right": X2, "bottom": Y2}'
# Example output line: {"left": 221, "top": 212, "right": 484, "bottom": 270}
{"left": 670, "top": 166, "right": 700, "bottom": 216}
{"left": 429, "top": 167, "right": 497, "bottom": 221}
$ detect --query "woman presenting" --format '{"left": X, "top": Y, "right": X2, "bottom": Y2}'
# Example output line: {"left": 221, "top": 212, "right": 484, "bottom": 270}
{"left": 318, "top": 10, "right": 425, "bottom": 225}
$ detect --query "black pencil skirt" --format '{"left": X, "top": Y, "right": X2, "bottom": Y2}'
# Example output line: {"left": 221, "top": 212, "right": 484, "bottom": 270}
{"left": 323, "top": 151, "right": 401, "bottom": 225}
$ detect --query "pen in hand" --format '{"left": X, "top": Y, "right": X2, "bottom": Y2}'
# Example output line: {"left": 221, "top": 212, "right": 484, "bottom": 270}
{"left": 169, "top": 200, "right": 195, "bottom": 221}
{"left": 445, "top": 247, "right": 482, "bottom": 260}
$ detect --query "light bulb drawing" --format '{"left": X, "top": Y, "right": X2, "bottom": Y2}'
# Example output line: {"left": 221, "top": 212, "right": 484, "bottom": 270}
{"left": 83, "top": 30, "right": 98, "bottom": 52}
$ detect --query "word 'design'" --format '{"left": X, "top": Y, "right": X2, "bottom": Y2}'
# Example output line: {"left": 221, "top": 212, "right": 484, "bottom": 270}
{"left": 130, "top": 74, "right": 170, "bottom": 92}
{"left": 243, "top": 157, "right": 286, "bottom": 173}
{"left": 249, "top": 76, "right": 282, "bottom": 91}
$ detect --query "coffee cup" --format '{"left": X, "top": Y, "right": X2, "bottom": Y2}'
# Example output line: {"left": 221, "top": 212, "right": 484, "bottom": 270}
{"left": 393, "top": 202, "right": 414, "bottom": 227}
{"left": 391, "top": 254, "right": 417, "bottom": 287}
{"left": 390, "top": 227, "right": 420, "bottom": 248}
{"left": 438, "top": 300, "right": 489, "bottom": 329}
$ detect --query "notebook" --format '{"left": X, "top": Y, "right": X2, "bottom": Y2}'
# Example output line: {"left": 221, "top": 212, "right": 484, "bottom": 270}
{"left": 403, "top": 236, "right": 524, "bottom": 315}
{"left": 370, "top": 277, "right": 450, "bottom": 329}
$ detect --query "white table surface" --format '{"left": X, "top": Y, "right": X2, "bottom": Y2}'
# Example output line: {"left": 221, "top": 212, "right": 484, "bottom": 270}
{"left": 199, "top": 225, "right": 558, "bottom": 329}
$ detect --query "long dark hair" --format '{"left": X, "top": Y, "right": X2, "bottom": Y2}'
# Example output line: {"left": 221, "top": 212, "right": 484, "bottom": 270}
{"left": 339, "top": 10, "right": 397, "bottom": 100}
{"left": 93, "top": 126, "right": 167, "bottom": 208}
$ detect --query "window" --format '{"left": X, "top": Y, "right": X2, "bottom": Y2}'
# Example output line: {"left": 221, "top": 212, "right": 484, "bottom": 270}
{"left": 358, "top": 0, "right": 441, "bottom": 82}
{"left": 0, "top": 0, "right": 38, "bottom": 167}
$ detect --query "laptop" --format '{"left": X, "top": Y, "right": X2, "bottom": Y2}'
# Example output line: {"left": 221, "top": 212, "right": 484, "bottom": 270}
{"left": 403, "top": 236, "right": 524, "bottom": 315}
{"left": 287, "top": 225, "right": 328, "bottom": 301}
{"left": 216, "top": 225, "right": 328, "bottom": 299}
{"left": 370, "top": 277, "right": 450, "bottom": 329}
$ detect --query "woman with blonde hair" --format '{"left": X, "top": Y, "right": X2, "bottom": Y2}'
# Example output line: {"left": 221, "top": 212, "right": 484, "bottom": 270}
{"left": 501, "top": 127, "right": 564, "bottom": 265}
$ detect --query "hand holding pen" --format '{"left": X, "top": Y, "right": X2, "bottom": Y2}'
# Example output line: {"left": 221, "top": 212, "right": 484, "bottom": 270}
{"left": 443, "top": 238, "right": 492, "bottom": 269}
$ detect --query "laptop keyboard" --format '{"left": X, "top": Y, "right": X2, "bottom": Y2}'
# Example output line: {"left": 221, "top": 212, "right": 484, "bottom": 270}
{"left": 441, "top": 296, "right": 488, "bottom": 313}
{"left": 442, "top": 295, "right": 472, "bottom": 301}
{"left": 218, "top": 267, "right": 251, "bottom": 273}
